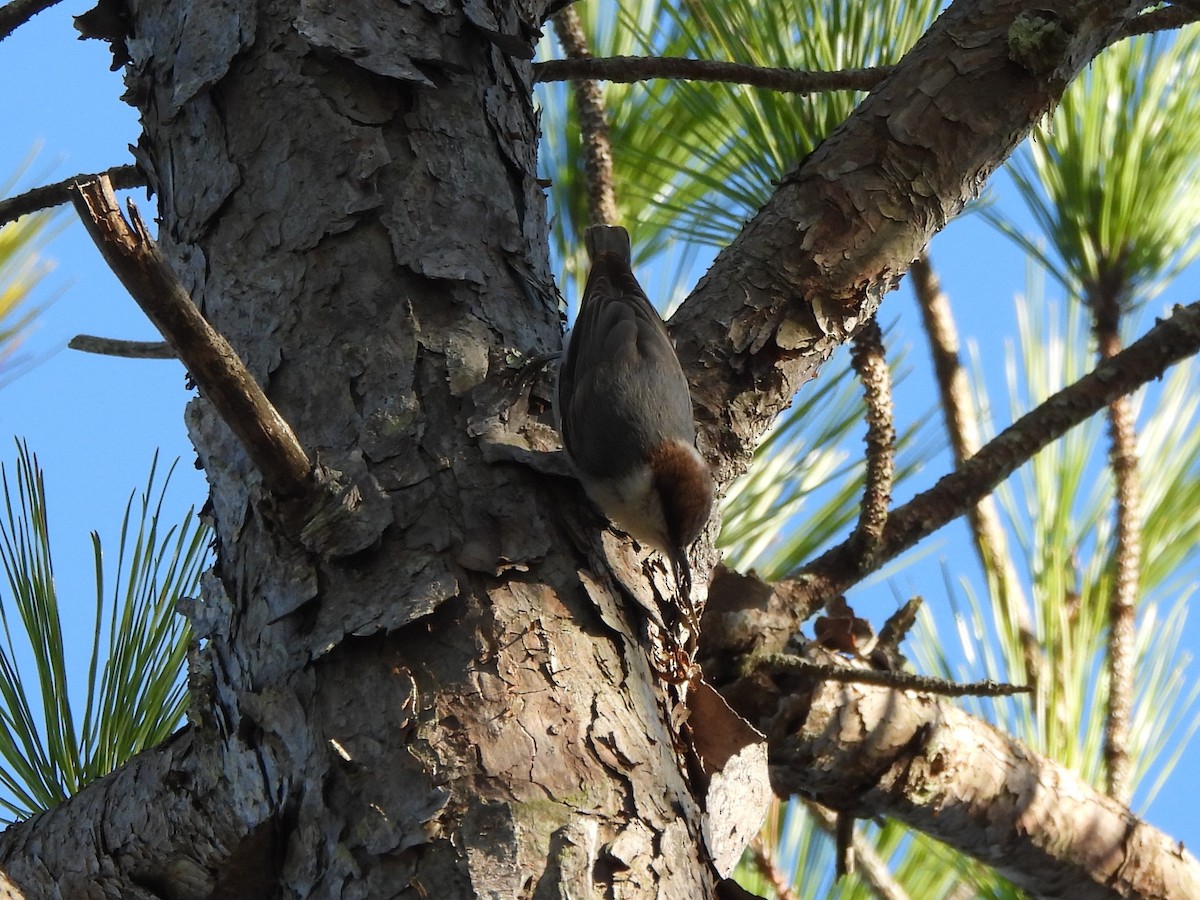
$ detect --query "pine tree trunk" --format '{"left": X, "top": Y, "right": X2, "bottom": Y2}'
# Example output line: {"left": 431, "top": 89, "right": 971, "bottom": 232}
{"left": 144, "top": 0, "right": 714, "bottom": 894}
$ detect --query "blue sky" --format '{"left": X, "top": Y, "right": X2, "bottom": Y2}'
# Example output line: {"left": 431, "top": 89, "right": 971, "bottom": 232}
{"left": 2, "top": 0, "right": 1198, "bottom": 864}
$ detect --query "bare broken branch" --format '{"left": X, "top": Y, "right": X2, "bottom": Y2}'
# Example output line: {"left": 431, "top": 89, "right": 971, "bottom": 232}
{"left": 68, "top": 334, "right": 175, "bottom": 359}
{"left": 68, "top": 175, "right": 313, "bottom": 499}
{"left": 0, "top": 163, "right": 144, "bottom": 227}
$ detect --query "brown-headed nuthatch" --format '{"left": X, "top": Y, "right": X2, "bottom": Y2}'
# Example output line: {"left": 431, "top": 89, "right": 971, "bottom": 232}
{"left": 556, "top": 225, "right": 714, "bottom": 596}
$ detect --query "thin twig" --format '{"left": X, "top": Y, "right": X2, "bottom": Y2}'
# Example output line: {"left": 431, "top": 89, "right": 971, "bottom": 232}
{"left": 68, "top": 335, "right": 175, "bottom": 359}
{"left": 68, "top": 176, "right": 313, "bottom": 498}
{"left": 910, "top": 253, "right": 1041, "bottom": 693}
{"left": 760, "top": 654, "right": 1031, "bottom": 697}
{"left": 533, "top": 7, "right": 1196, "bottom": 93}
{"left": 849, "top": 319, "right": 894, "bottom": 571}
{"left": 835, "top": 813, "right": 855, "bottom": 880}
{"left": 551, "top": 7, "right": 618, "bottom": 225}
{"left": 0, "top": 164, "right": 145, "bottom": 228}
{"left": 776, "top": 300, "right": 1200, "bottom": 617}
{"left": 534, "top": 55, "right": 887, "bottom": 94}
{"left": 0, "top": 0, "right": 62, "bottom": 42}
{"left": 1091, "top": 277, "right": 1141, "bottom": 806}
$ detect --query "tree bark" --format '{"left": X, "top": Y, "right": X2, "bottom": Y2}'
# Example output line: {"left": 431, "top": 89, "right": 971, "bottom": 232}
{"left": 0, "top": 0, "right": 1186, "bottom": 897}
{"left": 672, "top": 0, "right": 1146, "bottom": 480}
{"left": 1090, "top": 273, "right": 1141, "bottom": 805}
{"left": 126, "top": 0, "right": 716, "bottom": 894}
{"left": 758, "top": 659, "right": 1200, "bottom": 900}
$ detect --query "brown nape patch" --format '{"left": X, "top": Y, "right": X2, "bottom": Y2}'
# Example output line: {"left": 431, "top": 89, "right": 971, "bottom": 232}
{"left": 649, "top": 441, "right": 715, "bottom": 548}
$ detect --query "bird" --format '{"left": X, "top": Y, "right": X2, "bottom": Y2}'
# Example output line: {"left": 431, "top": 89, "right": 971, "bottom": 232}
{"left": 555, "top": 224, "right": 714, "bottom": 600}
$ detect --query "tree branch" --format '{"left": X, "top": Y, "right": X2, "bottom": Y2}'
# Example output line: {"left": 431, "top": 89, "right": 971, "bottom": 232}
{"left": 68, "top": 176, "right": 313, "bottom": 498}
{"left": 0, "top": 731, "right": 269, "bottom": 897}
{"left": 910, "top": 253, "right": 1041, "bottom": 693}
{"left": 1102, "top": 389, "right": 1140, "bottom": 804}
{"left": 551, "top": 7, "right": 618, "bottom": 226}
{"left": 0, "top": 0, "right": 62, "bottom": 43}
{"left": 670, "top": 0, "right": 1148, "bottom": 490}
{"left": 788, "top": 300, "right": 1200, "bottom": 621}
{"left": 699, "top": 563, "right": 1175, "bottom": 893}
{"left": 1116, "top": 2, "right": 1200, "bottom": 41}
{"left": 0, "top": 163, "right": 144, "bottom": 227}
{"left": 755, "top": 672, "right": 1200, "bottom": 900}
{"left": 1090, "top": 277, "right": 1141, "bottom": 806}
{"left": 848, "top": 319, "right": 894, "bottom": 571}
{"left": 758, "top": 654, "right": 1031, "bottom": 698}
{"left": 68, "top": 334, "right": 175, "bottom": 359}
{"left": 534, "top": 11, "right": 1198, "bottom": 95}
{"left": 534, "top": 55, "right": 886, "bottom": 94}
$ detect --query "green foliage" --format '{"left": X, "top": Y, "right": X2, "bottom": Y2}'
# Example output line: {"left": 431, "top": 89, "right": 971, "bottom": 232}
{"left": 0, "top": 208, "right": 53, "bottom": 383}
{"left": 0, "top": 442, "right": 208, "bottom": 823}
{"left": 741, "top": 801, "right": 1013, "bottom": 899}
{"left": 614, "top": 0, "right": 940, "bottom": 247}
{"left": 965, "top": 25, "right": 1200, "bottom": 801}
{"left": 908, "top": 287, "right": 1200, "bottom": 803}
{"left": 717, "top": 351, "right": 869, "bottom": 576}
{"left": 991, "top": 27, "right": 1200, "bottom": 304}
{"left": 738, "top": 272, "right": 1200, "bottom": 898}
{"left": 720, "top": 339, "right": 939, "bottom": 580}
{"left": 538, "top": 0, "right": 941, "bottom": 291}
